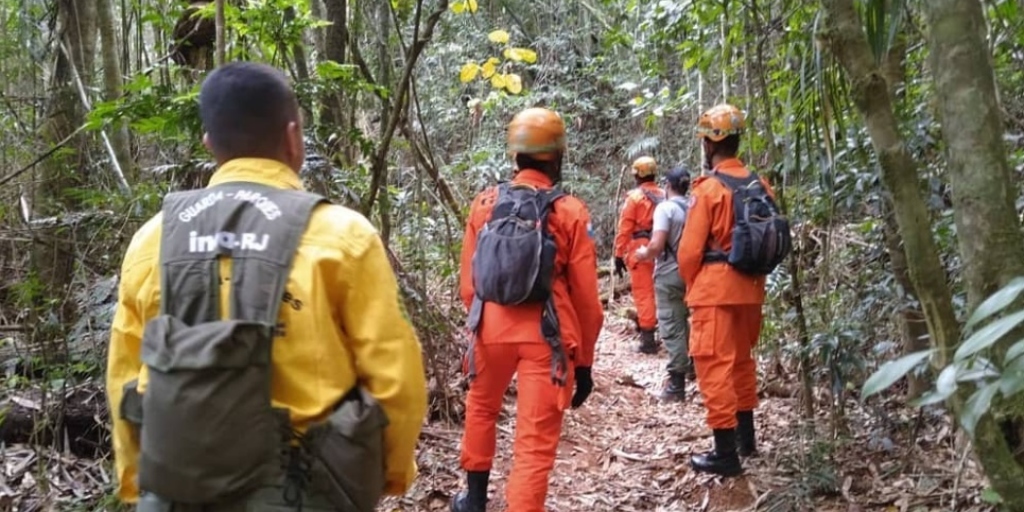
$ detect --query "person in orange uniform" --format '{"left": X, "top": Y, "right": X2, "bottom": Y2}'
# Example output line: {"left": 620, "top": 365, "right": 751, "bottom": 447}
{"left": 453, "top": 108, "right": 604, "bottom": 512}
{"left": 677, "top": 104, "right": 771, "bottom": 476}
{"left": 614, "top": 156, "right": 666, "bottom": 354}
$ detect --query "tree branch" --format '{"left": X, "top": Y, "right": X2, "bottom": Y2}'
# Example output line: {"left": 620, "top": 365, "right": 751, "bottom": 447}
{"left": 362, "top": 0, "right": 449, "bottom": 216}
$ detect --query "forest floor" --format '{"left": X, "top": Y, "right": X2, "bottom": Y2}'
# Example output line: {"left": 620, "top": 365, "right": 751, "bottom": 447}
{"left": 384, "top": 311, "right": 1000, "bottom": 512}
{"left": 0, "top": 306, "right": 1003, "bottom": 512}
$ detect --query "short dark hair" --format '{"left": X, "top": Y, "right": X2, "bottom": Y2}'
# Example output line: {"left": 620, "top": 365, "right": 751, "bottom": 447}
{"left": 199, "top": 62, "right": 300, "bottom": 160}
{"left": 709, "top": 134, "right": 741, "bottom": 157}
{"left": 665, "top": 166, "right": 691, "bottom": 195}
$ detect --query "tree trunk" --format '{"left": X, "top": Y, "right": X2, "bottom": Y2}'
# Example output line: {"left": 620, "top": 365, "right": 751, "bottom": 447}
{"left": 97, "top": 0, "right": 134, "bottom": 182}
{"left": 818, "top": 0, "right": 960, "bottom": 380}
{"left": 921, "top": 0, "right": 1024, "bottom": 504}
{"left": 878, "top": 35, "right": 930, "bottom": 399}
{"left": 321, "top": 0, "right": 348, "bottom": 130}
{"left": 750, "top": 0, "right": 814, "bottom": 419}
{"left": 30, "top": 0, "right": 96, "bottom": 391}
{"left": 215, "top": 0, "right": 226, "bottom": 67}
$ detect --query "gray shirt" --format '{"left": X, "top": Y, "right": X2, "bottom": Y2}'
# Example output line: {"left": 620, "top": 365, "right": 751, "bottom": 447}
{"left": 651, "top": 196, "right": 689, "bottom": 277}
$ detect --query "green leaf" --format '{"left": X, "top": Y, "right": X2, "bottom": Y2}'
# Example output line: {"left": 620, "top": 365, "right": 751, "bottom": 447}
{"left": 912, "top": 389, "right": 951, "bottom": 407}
{"left": 861, "top": 349, "right": 934, "bottom": 400}
{"left": 997, "top": 368, "right": 1024, "bottom": 396}
{"left": 961, "top": 382, "right": 999, "bottom": 438}
{"left": 965, "top": 277, "right": 1024, "bottom": 330}
{"left": 935, "top": 364, "right": 958, "bottom": 396}
{"left": 1006, "top": 338, "right": 1024, "bottom": 363}
{"left": 980, "top": 487, "right": 1003, "bottom": 505}
{"left": 955, "top": 310, "right": 1024, "bottom": 361}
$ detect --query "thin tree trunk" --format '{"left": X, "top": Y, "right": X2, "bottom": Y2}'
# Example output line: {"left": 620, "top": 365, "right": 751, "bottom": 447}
{"left": 30, "top": 0, "right": 97, "bottom": 383}
{"left": 751, "top": 0, "right": 813, "bottom": 419}
{"left": 322, "top": 0, "right": 348, "bottom": 130}
{"left": 215, "top": 0, "right": 225, "bottom": 67}
{"left": 362, "top": 0, "right": 449, "bottom": 216}
{"left": 818, "top": 0, "right": 960, "bottom": 381}
{"left": 97, "top": 0, "right": 133, "bottom": 182}
{"left": 878, "top": 35, "right": 930, "bottom": 399}
{"left": 921, "top": 0, "right": 1024, "bottom": 504}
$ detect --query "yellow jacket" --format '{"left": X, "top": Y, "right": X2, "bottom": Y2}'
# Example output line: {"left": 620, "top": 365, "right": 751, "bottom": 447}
{"left": 105, "top": 158, "right": 428, "bottom": 503}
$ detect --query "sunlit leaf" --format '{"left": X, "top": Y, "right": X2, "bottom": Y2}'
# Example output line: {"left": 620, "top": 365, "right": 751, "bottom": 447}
{"left": 935, "top": 364, "right": 958, "bottom": 397}
{"left": 459, "top": 62, "right": 480, "bottom": 83}
{"left": 861, "top": 349, "right": 934, "bottom": 399}
{"left": 467, "top": 0, "right": 478, "bottom": 12}
{"left": 490, "top": 73, "right": 507, "bottom": 90}
{"left": 961, "top": 381, "right": 999, "bottom": 438}
{"left": 481, "top": 58, "right": 499, "bottom": 79}
{"left": 965, "top": 277, "right": 1024, "bottom": 330}
{"left": 955, "top": 310, "right": 1024, "bottom": 360}
{"left": 505, "top": 73, "right": 523, "bottom": 94}
{"left": 488, "top": 29, "right": 510, "bottom": 44}
{"left": 503, "top": 47, "right": 538, "bottom": 64}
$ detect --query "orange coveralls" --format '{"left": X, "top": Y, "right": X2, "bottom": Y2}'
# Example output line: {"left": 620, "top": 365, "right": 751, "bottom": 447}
{"left": 614, "top": 182, "right": 665, "bottom": 330}
{"left": 677, "top": 158, "right": 772, "bottom": 430}
{"left": 459, "top": 169, "right": 604, "bottom": 512}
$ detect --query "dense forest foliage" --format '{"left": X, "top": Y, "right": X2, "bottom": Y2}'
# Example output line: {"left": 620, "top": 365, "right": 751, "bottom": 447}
{"left": 2, "top": 0, "right": 1024, "bottom": 510}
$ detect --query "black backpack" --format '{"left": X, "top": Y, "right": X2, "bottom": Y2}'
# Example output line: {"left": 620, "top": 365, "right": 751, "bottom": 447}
{"left": 471, "top": 182, "right": 565, "bottom": 304}
{"left": 704, "top": 171, "right": 791, "bottom": 275}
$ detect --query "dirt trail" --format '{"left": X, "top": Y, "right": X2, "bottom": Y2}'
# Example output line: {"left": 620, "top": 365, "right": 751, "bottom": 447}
{"left": 387, "top": 312, "right": 995, "bottom": 512}
{"left": 390, "top": 315, "right": 776, "bottom": 512}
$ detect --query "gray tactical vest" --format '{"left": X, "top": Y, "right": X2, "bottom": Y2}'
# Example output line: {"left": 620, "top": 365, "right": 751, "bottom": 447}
{"left": 126, "top": 182, "right": 325, "bottom": 504}
{"left": 123, "top": 181, "right": 392, "bottom": 512}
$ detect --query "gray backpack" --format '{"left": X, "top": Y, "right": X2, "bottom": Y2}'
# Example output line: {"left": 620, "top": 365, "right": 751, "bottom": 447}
{"left": 121, "top": 183, "right": 389, "bottom": 511}
{"left": 466, "top": 182, "right": 570, "bottom": 385}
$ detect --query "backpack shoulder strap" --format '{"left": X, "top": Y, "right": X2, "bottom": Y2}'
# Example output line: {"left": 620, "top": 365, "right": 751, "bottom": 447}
{"left": 710, "top": 170, "right": 761, "bottom": 193}
{"left": 537, "top": 187, "right": 566, "bottom": 226}
{"left": 641, "top": 188, "right": 664, "bottom": 205}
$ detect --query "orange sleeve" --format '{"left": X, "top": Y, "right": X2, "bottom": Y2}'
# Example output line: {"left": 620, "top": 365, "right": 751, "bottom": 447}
{"left": 677, "top": 185, "right": 713, "bottom": 288}
{"left": 613, "top": 195, "right": 636, "bottom": 258}
{"left": 459, "top": 197, "right": 484, "bottom": 311}
{"left": 566, "top": 204, "right": 604, "bottom": 367}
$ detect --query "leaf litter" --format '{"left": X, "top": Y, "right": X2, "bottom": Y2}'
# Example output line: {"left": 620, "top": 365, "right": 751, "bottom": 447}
{"left": 0, "top": 305, "right": 1002, "bottom": 512}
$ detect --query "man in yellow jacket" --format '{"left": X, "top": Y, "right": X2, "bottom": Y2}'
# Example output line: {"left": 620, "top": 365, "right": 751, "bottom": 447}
{"left": 105, "top": 62, "right": 428, "bottom": 509}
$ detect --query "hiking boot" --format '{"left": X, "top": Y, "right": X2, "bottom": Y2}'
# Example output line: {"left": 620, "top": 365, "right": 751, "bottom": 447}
{"left": 737, "top": 410, "right": 758, "bottom": 458}
{"left": 685, "top": 365, "right": 697, "bottom": 381}
{"left": 690, "top": 428, "right": 743, "bottom": 477}
{"left": 450, "top": 471, "right": 488, "bottom": 512}
{"left": 636, "top": 329, "right": 658, "bottom": 354}
{"left": 658, "top": 371, "right": 686, "bottom": 402}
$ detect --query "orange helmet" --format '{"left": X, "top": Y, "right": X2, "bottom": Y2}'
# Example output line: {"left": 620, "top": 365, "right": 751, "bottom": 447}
{"left": 631, "top": 156, "right": 657, "bottom": 178}
{"left": 696, "top": 103, "right": 746, "bottom": 142}
{"left": 507, "top": 107, "right": 567, "bottom": 161}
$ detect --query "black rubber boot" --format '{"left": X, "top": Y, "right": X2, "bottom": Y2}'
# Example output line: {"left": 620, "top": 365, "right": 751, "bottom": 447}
{"left": 637, "top": 329, "right": 658, "bottom": 354}
{"left": 658, "top": 371, "right": 686, "bottom": 402}
{"left": 450, "top": 470, "right": 489, "bottom": 512}
{"left": 690, "top": 429, "right": 743, "bottom": 477}
{"left": 737, "top": 410, "right": 758, "bottom": 458}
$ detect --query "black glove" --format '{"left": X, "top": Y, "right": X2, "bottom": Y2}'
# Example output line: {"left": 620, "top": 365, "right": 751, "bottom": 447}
{"left": 571, "top": 366, "right": 593, "bottom": 408}
{"left": 614, "top": 257, "right": 627, "bottom": 278}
